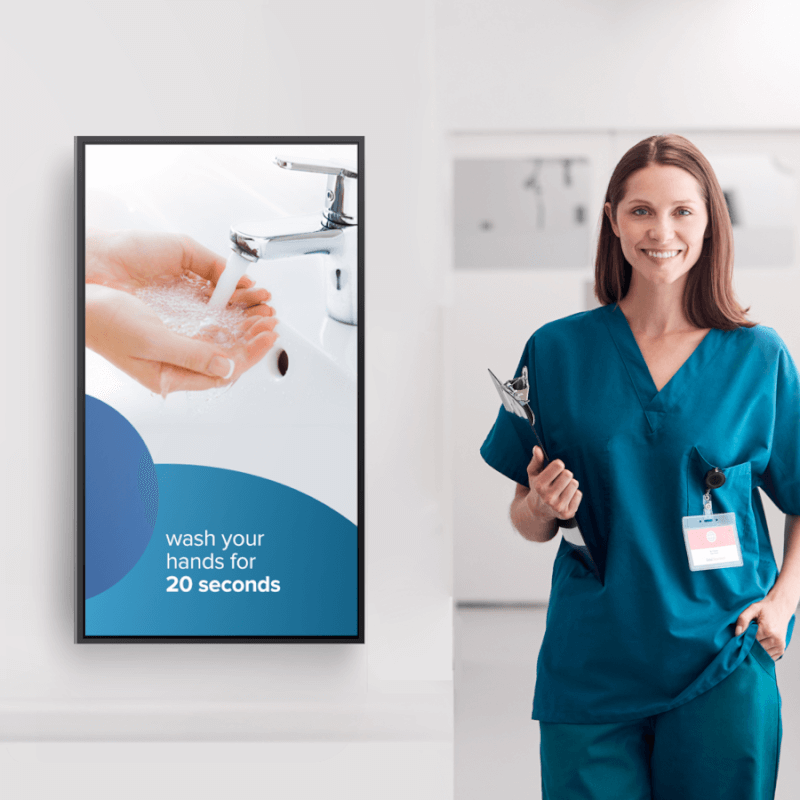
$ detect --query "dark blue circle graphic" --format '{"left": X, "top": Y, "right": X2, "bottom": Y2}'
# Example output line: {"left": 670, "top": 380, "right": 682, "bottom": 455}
{"left": 85, "top": 396, "right": 159, "bottom": 598}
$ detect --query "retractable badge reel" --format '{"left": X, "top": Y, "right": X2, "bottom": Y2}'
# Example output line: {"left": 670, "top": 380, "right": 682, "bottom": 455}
{"left": 682, "top": 467, "right": 743, "bottom": 571}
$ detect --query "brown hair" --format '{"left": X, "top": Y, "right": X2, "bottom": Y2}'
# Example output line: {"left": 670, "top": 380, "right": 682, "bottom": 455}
{"left": 595, "top": 133, "right": 755, "bottom": 329}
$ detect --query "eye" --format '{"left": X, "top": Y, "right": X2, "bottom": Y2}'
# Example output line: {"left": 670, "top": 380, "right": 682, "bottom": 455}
{"left": 632, "top": 208, "right": 648, "bottom": 216}
{"left": 676, "top": 208, "right": 691, "bottom": 216}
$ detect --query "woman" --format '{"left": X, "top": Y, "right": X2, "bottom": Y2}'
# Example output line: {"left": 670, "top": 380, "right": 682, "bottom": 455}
{"left": 480, "top": 134, "right": 800, "bottom": 799}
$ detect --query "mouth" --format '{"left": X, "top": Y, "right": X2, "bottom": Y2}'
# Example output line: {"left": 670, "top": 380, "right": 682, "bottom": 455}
{"left": 642, "top": 249, "right": 682, "bottom": 260}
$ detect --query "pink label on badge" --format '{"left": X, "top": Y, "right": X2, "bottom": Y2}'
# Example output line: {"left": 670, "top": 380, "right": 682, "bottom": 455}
{"left": 687, "top": 524, "right": 736, "bottom": 550}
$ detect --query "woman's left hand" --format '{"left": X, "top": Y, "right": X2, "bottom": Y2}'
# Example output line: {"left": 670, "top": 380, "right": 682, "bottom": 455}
{"left": 734, "top": 594, "right": 796, "bottom": 661}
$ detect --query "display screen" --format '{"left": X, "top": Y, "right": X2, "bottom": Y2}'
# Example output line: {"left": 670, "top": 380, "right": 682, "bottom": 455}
{"left": 76, "top": 137, "right": 363, "bottom": 642}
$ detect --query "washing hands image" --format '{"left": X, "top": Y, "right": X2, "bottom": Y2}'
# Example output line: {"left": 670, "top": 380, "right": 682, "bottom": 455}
{"left": 85, "top": 229, "right": 280, "bottom": 395}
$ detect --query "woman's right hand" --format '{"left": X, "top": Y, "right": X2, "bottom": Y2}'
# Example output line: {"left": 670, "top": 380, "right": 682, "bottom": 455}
{"left": 525, "top": 446, "right": 583, "bottom": 522}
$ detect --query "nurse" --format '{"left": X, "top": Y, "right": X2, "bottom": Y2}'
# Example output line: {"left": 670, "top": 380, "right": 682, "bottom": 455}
{"left": 480, "top": 134, "right": 800, "bottom": 800}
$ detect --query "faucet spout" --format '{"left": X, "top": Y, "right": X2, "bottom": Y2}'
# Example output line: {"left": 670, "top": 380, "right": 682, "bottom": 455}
{"left": 230, "top": 215, "right": 357, "bottom": 326}
{"left": 230, "top": 215, "right": 343, "bottom": 262}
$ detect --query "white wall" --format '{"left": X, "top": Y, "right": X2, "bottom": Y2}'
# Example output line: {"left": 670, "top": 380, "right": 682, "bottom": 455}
{"left": 436, "top": 0, "right": 800, "bottom": 131}
{"left": 1, "top": 1, "right": 450, "bottom": 797}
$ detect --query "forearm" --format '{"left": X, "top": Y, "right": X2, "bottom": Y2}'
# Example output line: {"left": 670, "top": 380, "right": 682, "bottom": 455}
{"left": 85, "top": 229, "right": 109, "bottom": 284}
{"left": 85, "top": 283, "right": 114, "bottom": 353}
{"left": 767, "top": 514, "right": 800, "bottom": 612}
{"left": 510, "top": 486, "right": 559, "bottom": 542}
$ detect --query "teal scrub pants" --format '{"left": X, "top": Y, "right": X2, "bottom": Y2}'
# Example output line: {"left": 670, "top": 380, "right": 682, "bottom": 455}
{"left": 540, "top": 641, "right": 782, "bottom": 800}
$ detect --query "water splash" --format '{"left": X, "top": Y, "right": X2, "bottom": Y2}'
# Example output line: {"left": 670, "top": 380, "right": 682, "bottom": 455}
{"left": 135, "top": 273, "right": 247, "bottom": 347}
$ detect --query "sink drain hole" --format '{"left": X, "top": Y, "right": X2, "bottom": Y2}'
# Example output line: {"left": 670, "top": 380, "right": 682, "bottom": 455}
{"left": 277, "top": 349, "right": 289, "bottom": 376}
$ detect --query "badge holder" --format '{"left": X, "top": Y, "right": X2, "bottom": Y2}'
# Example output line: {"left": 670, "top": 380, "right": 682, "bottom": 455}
{"left": 488, "top": 366, "right": 601, "bottom": 581}
{"left": 682, "top": 467, "right": 743, "bottom": 571}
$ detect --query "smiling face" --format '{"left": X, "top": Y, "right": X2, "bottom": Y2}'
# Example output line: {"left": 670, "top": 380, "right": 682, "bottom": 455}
{"left": 605, "top": 163, "right": 710, "bottom": 290}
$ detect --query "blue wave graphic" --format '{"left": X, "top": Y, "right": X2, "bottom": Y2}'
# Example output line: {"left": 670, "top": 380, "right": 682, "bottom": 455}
{"left": 86, "top": 462, "right": 357, "bottom": 637}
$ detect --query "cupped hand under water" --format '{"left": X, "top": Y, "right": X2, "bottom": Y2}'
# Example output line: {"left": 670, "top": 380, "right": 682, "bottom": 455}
{"left": 85, "top": 230, "right": 280, "bottom": 395}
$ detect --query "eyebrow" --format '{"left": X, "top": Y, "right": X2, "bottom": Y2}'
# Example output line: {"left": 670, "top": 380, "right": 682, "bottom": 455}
{"left": 624, "top": 198, "right": 700, "bottom": 205}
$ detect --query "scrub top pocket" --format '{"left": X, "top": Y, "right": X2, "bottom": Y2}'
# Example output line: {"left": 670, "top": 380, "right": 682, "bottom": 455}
{"left": 686, "top": 446, "right": 758, "bottom": 582}
{"left": 687, "top": 447, "right": 753, "bottom": 524}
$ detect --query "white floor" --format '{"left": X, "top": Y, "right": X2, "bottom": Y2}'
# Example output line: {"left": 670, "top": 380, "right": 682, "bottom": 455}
{"left": 455, "top": 606, "right": 800, "bottom": 800}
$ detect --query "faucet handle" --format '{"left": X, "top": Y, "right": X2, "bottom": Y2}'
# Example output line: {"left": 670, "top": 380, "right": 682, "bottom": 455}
{"left": 275, "top": 156, "right": 358, "bottom": 226}
{"left": 274, "top": 157, "right": 357, "bottom": 179}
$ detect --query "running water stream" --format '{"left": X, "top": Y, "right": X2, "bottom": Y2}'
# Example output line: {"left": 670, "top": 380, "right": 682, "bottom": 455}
{"left": 208, "top": 251, "right": 252, "bottom": 310}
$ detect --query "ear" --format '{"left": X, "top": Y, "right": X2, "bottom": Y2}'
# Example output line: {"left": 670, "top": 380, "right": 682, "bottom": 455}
{"left": 604, "top": 202, "right": 619, "bottom": 238}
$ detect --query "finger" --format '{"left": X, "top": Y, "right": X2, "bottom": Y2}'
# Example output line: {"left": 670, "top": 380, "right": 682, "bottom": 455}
{"left": 201, "top": 329, "right": 279, "bottom": 381}
{"left": 757, "top": 636, "right": 783, "bottom": 660}
{"left": 160, "top": 362, "right": 235, "bottom": 394}
{"left": 537, "top": 466, "right": 574, "bottom": 502}
{"left": 550, "top": 469, "right": 576, "bottom": 498}
{"left": 153, "top": 329, "right": 237, "bottom": 379}
{"left": 242, "top": 329, "right": 279, "bottom": 365}
{"left": 243, "top": 304, "right": 276, "bottom": 318}
{"left": 565, "top": 489, "right": 583, "bottom": 518}
{"left": 238, "top": 316, "right": 280, "bottom": 337}
{"left": 527, "top": 446, "right": 546, "bottom": 478}
{"left": 179, "top": 236, "right": 229, "bottom": 285}
{"left": 536, "top": 458, "right": 566, "bottom": 486}
{"left": 227, "top": 287, "right": 272, "bottom": 307}
{"left": 554, "top": 479, "right": 581, "bottom": 519}
{"left": 734, "top": 605, "right": 761, "bottom": 636}
{"left": 231, "top": 295, "right": 273, "bottom": 311}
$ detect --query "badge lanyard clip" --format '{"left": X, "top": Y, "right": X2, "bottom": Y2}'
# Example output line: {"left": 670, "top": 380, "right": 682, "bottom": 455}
{"left": 703, "top": 468, "right": 726, "bottom": 517}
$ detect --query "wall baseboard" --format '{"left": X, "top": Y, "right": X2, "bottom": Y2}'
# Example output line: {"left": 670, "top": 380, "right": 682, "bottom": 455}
{"left": 0, "top": 690, "right": 452, "bottom": 742}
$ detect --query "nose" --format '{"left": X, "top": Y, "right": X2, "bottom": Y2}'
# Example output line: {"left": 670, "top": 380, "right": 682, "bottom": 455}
{"left": 648, "top": 214, "right": 675, "bottom": 245}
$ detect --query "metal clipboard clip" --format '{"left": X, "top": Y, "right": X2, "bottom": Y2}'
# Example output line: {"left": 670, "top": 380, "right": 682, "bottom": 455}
{"left": 488, "top": 366, "right": 548, "bottom": 460}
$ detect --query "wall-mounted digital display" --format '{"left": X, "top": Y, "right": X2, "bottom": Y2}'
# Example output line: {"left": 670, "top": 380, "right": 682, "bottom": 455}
{"left": 76, "top": 137, "right": 363, "bottom": 642}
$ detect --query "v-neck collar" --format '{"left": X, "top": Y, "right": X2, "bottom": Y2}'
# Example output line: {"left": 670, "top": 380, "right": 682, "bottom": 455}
{"left": 601, "top": 303, "right": 724, "bottom": 432}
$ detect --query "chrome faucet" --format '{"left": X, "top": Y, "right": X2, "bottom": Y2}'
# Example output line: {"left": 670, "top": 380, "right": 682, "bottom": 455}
{"left": 229, "top": 157, "right": 358, "bottom": 325}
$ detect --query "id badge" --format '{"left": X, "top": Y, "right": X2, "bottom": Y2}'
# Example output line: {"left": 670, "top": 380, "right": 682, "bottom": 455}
{"left": 682, "top": 513, "right": 743, "bottom": 571}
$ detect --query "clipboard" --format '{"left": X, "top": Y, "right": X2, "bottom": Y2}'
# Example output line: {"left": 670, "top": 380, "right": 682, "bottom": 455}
{"left": 488, "top": 366, "right": 602, "bottom": 582}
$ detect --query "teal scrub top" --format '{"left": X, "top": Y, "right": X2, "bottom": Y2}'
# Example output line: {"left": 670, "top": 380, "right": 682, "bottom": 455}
{"left": 480, "top": 303, "right": 798, "bottom": 724}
